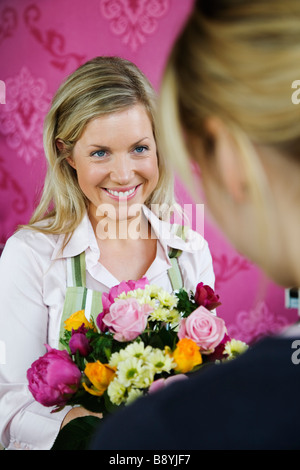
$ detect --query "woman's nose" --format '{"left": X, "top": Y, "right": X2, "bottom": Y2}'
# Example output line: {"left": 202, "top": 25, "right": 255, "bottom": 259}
{"left": 110, "top": 156, "right": 134, "bottom": 184}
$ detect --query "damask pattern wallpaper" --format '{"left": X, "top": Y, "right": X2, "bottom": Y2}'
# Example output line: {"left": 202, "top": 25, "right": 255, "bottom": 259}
{"left": 0, "top": 0, "right": 297, "bottom": 343}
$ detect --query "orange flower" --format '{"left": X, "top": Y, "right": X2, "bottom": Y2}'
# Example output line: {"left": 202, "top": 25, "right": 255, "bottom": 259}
{"left": 173, "top": 338, "right": 202, "bottom": 373}
{"left": 64, "top": 310, "right": 94, "bottom": 331}
{"left": 83, "top": 361, "right": 116, "bottom": 396}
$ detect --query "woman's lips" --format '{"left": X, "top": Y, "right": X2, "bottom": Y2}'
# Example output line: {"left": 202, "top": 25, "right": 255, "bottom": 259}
{"left": 102, "top": 184, "right": 141, "bottom": 200}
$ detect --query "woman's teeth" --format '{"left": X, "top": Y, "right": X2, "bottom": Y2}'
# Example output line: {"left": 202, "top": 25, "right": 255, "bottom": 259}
{"left": 106, "top": 186, "right": 136, "bottom": 197}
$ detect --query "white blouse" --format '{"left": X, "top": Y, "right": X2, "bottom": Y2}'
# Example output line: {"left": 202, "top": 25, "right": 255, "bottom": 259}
{"left": 0, "top": 206, "right": 215, "bottom": 450}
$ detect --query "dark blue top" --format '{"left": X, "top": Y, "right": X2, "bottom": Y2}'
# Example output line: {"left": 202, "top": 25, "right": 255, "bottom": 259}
{"left": 90, "top": 335, "right": 300, "bottom": 450}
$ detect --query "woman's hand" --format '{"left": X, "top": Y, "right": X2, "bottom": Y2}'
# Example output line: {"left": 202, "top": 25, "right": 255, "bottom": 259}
{"left": 61, "top": 406, "right": 103, "bottom": 429}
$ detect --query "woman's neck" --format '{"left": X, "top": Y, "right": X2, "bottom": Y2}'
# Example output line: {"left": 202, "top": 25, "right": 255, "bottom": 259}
{"left": 88, "top": 206, "right": 157, "bottom": 282}
{"left": 89, "top": 206, "right": 154, "bottom": 244}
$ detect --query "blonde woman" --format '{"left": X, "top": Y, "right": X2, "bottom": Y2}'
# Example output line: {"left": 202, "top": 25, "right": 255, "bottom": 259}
{"left": 0, "top": 57, "right": 214, "bottom": 450}
{"left": 91, "top": 1, "right": 300, "bottom": 450}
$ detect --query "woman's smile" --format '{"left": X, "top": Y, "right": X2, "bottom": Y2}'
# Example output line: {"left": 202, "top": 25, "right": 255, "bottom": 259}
{"left": 102, "top": 183, "right": 142, "bottom": 200}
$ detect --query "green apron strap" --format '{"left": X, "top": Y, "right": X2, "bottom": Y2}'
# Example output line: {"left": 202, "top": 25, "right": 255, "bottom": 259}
{"left": 59, "top": 252, "right": 102, "bottom": 349}
{"left": 167, "top": 224, "right": 189, "bottom": 291}
{"left": 71, "top": 252, "right": 86, "bottom": 287}
{"left": 168, "top": 257, "right": 183, "bottom": 291}
{"left": 84, "top": 288, "right": 103, "bottom": 323}
{"left": 168, "top": 247, "right": 182, "bottom": 259}
{"left": 59, "top": 286, "right": 88, "bottom": 346}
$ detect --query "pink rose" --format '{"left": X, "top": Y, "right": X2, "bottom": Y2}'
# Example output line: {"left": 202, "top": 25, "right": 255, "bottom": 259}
{"left": 149, "top": 374, "right": 188, "bottom": 393}
{"left": 102, "top": 298, "right": 152, "bottom": 342}
{"left": 101, "top": 277, "right": 149, "bottom": 315}
{"left": 97, "top": 277, "right": 149, "bottom": 332}
{"left": 27, "top": 345, "right": 81, "bottom": 408}
{"left": 194, "top": 282, "right": 221, "bottom": 310}
{"left": 178, "top": 306, "right": 226, "bottom": 353}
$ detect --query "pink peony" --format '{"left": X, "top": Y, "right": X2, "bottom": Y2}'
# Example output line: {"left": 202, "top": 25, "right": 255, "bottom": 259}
{"left": 27, "top": 345, "right": 81, "bottom": 408}
{"left": 102, "top": 298, "right": 152, "bottom": 342}
{"left": 178, "top": 306, "right": 226, "bottom": 353}
{"left": 96, "top": 311, "right": 109, "bottom": 333}
{"left": 194, "top": 282, "right": 221, "bottom": 310}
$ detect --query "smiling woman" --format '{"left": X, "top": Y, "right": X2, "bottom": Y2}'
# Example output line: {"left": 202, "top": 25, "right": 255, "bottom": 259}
{"left": 0, "top": 56, "right": 215, "bottom": 449}
{"left": 33, "top": 57, "right": 172, "bottom": 242}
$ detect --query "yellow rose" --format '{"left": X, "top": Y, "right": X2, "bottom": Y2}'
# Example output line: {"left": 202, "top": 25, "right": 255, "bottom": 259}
{"left": 64, "top": 310, "right": 94, "bottom": 331}
{"left": 83, "top": 361, "right": 116, "bottom": 396}
{"left": 173, "top": 338, "right": 202, "bottom": 373}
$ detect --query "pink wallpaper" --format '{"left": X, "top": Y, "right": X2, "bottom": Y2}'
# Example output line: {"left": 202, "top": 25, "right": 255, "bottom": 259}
{"left": 0, "top": 0, "right": 297, "bottom": 343}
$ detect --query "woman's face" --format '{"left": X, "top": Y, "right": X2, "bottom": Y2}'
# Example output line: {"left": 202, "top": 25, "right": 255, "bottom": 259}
{"left": 68, "top": 103, "right": 159, "bottom": 224}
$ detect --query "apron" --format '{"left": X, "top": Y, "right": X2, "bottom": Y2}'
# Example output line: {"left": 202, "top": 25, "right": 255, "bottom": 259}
{"left": 59, "top": 227, "right": 185, "bottom": 348}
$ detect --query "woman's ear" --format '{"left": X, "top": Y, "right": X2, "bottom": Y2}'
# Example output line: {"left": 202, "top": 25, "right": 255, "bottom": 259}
{"left": 205, "top": 117, "right": 247, "bottom": 203}
{"left": 56, "top": 139, "right": 76, "bottom": 170}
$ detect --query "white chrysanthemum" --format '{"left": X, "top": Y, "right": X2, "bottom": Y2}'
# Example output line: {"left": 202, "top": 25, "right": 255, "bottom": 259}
{"left": 107, "top": 379, "right": 127, "bottom": 405}
{"left": 131, "top": 364, "right": 155, "bottom": 389}
{"left": 117, "top": 357, "right": 144, "bottom": 388}
{"left": 125, "top": 387, "right": 144, "bottom": 405}
{"left": 224, "top": 339, "right": 248, "bottom": 359}
{"left": 156, "top": 290, "right": 178, "bottom": 308}
{"left": 117, "top": 291, "right": 127, "bottom": 300}
{"left": 109, "top": 348, "right": 131, "bottom": 367}
{"left": 145, "top": 284, "right": 161, "bottom": 298}
{"left": 109, "top": 342, "right": 154, "bottom": 368}
{"left": 118, "top": 289, "right": 155, "bottom": 308}
{"left": 124, "top": 342, "right": 152, "bottom": 360}
{"left": 167, "top": 309, "right": 181, "bottom": 325}
{"left": 147, "top": 349, "right": 176, "bottom": 374}
{"left": 149, "top": 306, "right": 181, "bottom": 326}
{"left": 149, "top": 307, "right": 171, "bottom": 322}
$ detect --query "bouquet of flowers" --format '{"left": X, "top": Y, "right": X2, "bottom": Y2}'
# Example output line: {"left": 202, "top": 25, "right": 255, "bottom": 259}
{"left": 27, "top": 278, "right": 248, "bottom": 449}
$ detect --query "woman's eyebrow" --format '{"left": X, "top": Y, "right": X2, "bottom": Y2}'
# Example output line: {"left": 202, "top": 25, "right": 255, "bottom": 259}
{"left": 88, "top": 144, "right": 110, "bottom": 149}
{"left": 88, "top": 137, "right": 151, "bottom": 149}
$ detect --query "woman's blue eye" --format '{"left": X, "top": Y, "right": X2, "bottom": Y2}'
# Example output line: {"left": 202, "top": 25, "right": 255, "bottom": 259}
{"left": 92, "top": 150, "right": 107, "bottom": 158}
{"left": 135, "top": 146, "right": 148, "bottom": 154}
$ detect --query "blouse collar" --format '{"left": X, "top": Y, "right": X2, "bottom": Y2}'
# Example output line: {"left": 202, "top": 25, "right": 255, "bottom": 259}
{"left": 51, "top": 205, "right": 204, "bottom": 261}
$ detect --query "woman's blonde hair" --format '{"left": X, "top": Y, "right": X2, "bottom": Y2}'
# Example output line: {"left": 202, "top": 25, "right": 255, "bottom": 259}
{"left": 159, "top": 0, "right": 300, "bottom": 257}
{"left": 26, "top": 56, "right": 175, "bottom": 240}
{"left": 161, "top": 0, "right": 300, "bottom": 153}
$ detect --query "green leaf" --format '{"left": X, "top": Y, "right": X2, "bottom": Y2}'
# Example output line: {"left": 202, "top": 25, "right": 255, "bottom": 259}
{"left": 76, "top": 393, "right": 106, "bottom": 413}
{"left": 59, "top": 334, "right": 72, "bottom": 353}
{"left": 148, "top": 326, "right": 177, "bottom": 350}
{"left": 89, "top": 334, "right": 113, "bottom": 363}
{"left": 176, "top": 289, "right": 197, "bottom": 317}
{"left": 51, "top": 416, "right": 101, "bottom": 450}
{"left": 74, "top": 350, "right": 86, "bottom": 370}
{"left": 65, "top": 386, "right": 107, "bottom": 413}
